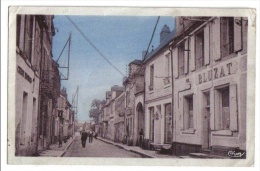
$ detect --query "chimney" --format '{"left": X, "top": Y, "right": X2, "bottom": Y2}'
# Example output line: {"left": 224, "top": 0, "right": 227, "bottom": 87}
{"left": 160, "top": 25, "right": 170, "bottom": 43}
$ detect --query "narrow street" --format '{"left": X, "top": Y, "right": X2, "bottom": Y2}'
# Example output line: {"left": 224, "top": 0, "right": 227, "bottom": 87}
{"left": 63, "top": 136, "right": 143, "bottom": 158}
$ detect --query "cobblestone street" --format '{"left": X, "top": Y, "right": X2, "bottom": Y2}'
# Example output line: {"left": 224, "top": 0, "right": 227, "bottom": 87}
{"left": 63, "top": 135, "right": 143, "bottom": 158}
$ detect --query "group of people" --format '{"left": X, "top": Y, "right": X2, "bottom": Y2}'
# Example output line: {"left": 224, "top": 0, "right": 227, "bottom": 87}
{"left": 81, "top": 129, "right": 97, "bottom": 148}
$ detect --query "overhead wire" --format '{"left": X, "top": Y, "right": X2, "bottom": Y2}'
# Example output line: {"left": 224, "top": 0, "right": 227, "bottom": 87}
{"left": 65, "top": 15, "right": 125, "bottom": 77}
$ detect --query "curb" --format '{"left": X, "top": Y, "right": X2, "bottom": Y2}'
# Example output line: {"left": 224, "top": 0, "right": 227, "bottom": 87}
{"left": 97, "top": 137, "right": 154, "bottom": 158}
{"left": 60, "top": 136, "right": 76, "bottom": 157}
{"left": 129, "top": 149, "right": 153, "bottom": 158}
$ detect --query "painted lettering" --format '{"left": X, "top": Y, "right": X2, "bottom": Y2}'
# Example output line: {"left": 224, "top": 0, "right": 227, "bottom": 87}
{"left": 17, "top": 66, "right": 24, "bottom": 76}
{"left": 219, "top": 66, "right": 225, "bottom": 77}
{"left": 208, "top": 70, "right": 212, "bottom": 81}
{"left": 203, "top": 72, "right": 207, "bottom": 82}
{"left": 199, "top": 74, "right": 202, "bottom": 84}
{"left": 214, "top": 68, "right": 218, "bottom": 79}
{"left": 17, "top": 66, "right": 32, "bottom": 83}
{"left": 227, "top": 62, "right": 232, "bottom": 75}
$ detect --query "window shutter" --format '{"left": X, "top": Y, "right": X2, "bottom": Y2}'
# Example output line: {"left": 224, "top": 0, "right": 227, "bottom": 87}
{"left": 212, "top": 18, "right": 221, "bottom": 61}
{"left": 234, "top": 17, "right": 242, "bottom": 52}
{"left": 229, "top": 84, "right": 238, "bottom": 131}
{"left": 190, "top": 36, "right": 195, "bottom": 71}
{"left": 184, "top": 39, "right": 189, "bottom": 74}
{"left": 173, "top": 48, "right": 179, "bottom": 78}
{"left": 204, "top": 25, "right": 210, "bottom": 65}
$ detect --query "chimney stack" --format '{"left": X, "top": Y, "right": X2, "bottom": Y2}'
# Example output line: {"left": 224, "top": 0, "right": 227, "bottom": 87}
{"left": 160, "top": 25, "right": 170, "bottom": 43}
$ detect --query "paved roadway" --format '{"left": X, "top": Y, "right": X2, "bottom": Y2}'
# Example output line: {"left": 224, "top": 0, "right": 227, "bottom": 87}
{"left": 63, "top": 135, "right": 143, "bottom": 158}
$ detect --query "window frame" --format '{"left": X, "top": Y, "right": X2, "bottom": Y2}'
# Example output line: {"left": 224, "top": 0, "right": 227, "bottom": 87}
{"left": 178, "top": 42, "right": 185, "bottom": 76}
{"left": 195, "top": 30, "right": 205, "bottom": 69}
{"left": 149, "top": 107, "right": 155, "bottom": 141}
{"left": 183, "top": 95, "right": 194, "bottom": 130}
{"left": 215, "top": 86, "right": 230, "bottom": 130}
{"left": 220, "top": 17, "right": 235, "bottom": 58}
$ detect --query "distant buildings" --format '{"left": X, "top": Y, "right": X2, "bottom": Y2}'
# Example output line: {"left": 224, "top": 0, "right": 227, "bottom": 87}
{"left": 99, "top": 17, "right": 247, "bottom": 158}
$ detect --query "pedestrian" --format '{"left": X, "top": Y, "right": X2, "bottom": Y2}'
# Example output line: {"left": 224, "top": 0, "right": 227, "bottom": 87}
{"left": 139, "top": 129, "right": 144, "bottom": 148}
{"left": 89, "top": 129, "right": 93, "bottom": 143}
{"left": 81, "top": 130, "right": 88, "bottom": 148}
{"left": 94, "top": 132, "right": 98, "bottom": 139}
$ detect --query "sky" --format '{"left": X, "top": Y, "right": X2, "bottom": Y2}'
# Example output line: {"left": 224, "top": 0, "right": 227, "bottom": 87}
{"left": 52, "top": 15, "right": 174, "bottom": 122}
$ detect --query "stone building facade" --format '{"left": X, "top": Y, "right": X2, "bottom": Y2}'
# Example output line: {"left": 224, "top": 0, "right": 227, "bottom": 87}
{"left": 123, "top": 60, "right": 145, "bottom": 146}
{"left": 143, "top": 25, "right": 175, "bottom": 148}
{"left": 170, "top": 17, "right": 247, "bottom": 156}
{"left": 15, "top": 15, "right": 56, "bottom": 156}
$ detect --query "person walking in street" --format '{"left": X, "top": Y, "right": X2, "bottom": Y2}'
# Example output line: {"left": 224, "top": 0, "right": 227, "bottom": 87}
{"left": 139, "top": 129, "right": 144, "bottom": 148}
{"left": 81, "top": 130, "right": 88, "bottom": 148}
{"left": 89, "top": 129, "right": 93, "bottom": 143}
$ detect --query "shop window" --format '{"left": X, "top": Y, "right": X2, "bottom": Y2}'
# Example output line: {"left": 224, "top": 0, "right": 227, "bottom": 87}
{"left": 183, "top": 95, "right": 193, "bottom": 129}
{"left": 221, "top": 17, "right": 234, "bottom": 58}
{"left": 215, "top": 87, "right": 230, "bottom": 130}
{"left": 195, "top": 30, "right": 204, "bottom": 69}
{"left": 164, "top": 103, "right": 172, "bottom": 144}
{"left": 178, "top": 42, "right": 185, "bottom": 76}
{"left": 149, "top": 65, "right": 154, "bottom": 91}
{"left": 149, "top": 107, "right": 154, "bottom": 141}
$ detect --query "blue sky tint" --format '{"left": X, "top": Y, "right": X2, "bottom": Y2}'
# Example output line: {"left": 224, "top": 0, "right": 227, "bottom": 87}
{"left": 52, "top": 15, "right": 174, "bottom": 122}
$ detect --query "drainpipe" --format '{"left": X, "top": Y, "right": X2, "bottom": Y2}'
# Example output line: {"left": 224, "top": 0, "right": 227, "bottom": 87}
{"left": 169, "top": 46, "right": 174, "bottom": 146}
{"left": 143, "top": 69, "right": 146, "bottom": 140}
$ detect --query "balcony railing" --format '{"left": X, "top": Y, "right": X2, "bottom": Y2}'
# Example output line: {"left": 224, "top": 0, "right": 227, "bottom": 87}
{"left": 41, "top": 70, "right": 54, "bottom": 98}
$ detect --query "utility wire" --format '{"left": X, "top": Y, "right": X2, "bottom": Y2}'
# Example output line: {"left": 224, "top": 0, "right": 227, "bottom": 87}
{"left": 66, "top": 15, "right": 125, "bottom": 77}
{"left": 111, "top": 16, "right": 161, "bottom": 113}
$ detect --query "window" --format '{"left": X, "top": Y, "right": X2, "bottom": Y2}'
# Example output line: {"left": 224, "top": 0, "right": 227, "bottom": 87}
{"left": 24, "top": 15, "right": 33, "bottom": 62}
{"left": 215, "top": 87, "right": 230, "bottom": 130}
{"left": 149, "top": 65, "right": 154, "bottom": 91}
{"left": 178, "top": 43, "right": 185, "bottom": 76}
{"left": 183, "top": 95, "right": 193, "bottom": 129}
{"left": 164, "top": 103, "right": 172, "bottom": 144}
{"left": 221, "top": 17, "right": 234, "bottom": 58}
{"left": 149, "top": 107, "right": 154, "bottom": 141}
{"left": 16, "top": 15, "right": 21, "bottom": 47}
{"left": 195, "top": 31, "right": 204, "bottom": 69}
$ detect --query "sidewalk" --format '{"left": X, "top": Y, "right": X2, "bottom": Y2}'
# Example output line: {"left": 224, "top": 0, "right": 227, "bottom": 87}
{"left": 97, "top": 137, "right": 180, "bottom": 158}
{"left": 38, "top": 136, "right": 75, "bottom": 157}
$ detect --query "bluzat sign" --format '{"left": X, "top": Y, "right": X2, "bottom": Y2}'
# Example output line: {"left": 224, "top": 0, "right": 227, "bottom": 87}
{"left": 197, "top": 61, "right": 237, "bottom": 84}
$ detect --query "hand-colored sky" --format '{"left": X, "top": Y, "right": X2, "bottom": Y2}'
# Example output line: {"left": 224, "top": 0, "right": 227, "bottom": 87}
{"left": 52, "top": 15, "right": 174, "bottom": 122}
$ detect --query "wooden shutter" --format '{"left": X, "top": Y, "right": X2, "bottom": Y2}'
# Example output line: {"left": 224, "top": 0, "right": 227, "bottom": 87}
{"left": 212, "top": 18, "right": 221, "bottom": 61}
{"left": 229, "top": 84, "right": 238, "bottom": 131}
{"left": 184, "top": 39, "right": 189, "bottom": 74}
{"left": 204, "top": 25, "right": 210, "bottom": 65}
{"left": 190, "top": 36, "right": 195, "bottom": 71}
{"left": 173, "top": 47, "right": 179, "bottom": 78}
{"left": 234, "top": 17, "right": 242, "bottom": 52}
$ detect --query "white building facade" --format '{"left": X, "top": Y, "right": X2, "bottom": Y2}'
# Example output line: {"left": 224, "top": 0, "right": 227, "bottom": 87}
{"left": 171, "top": 17, "right": 247, "bottom": 156}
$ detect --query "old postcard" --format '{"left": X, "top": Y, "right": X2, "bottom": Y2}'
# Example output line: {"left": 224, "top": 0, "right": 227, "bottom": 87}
{"left": 7, "top": 6, "right": 256, "bottom": 167}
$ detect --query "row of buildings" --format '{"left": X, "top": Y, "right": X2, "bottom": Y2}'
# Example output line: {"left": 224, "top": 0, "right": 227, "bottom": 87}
{"left": 97, "top": 16, "right": 247, "bottom": 157}
{"left": 15, "top": 15, "right": 75, "bottom": 156}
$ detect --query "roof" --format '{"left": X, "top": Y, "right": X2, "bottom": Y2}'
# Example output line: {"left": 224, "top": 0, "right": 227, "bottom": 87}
{"left": 129, "top": 59, "right": 142, "bottom": 66}
{"left": 144, "top": 30, "right": 175, "bottom": 63}
{"left": 111, "top": 85, "right": 125, "bottom": 92}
